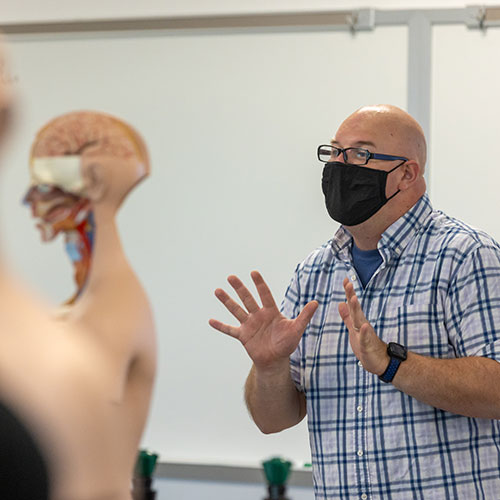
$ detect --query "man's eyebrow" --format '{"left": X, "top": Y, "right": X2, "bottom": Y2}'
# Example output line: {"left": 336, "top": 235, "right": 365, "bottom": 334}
{"left": 330, "top": 140, "right": 377, "bottom": 148}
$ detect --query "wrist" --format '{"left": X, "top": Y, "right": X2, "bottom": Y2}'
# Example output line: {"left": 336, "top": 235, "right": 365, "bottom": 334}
{"left": 361, "top": 341, "right": 389, "bottom": 376}
{"left": 375, "top": 351, "right": 390, "bottom": 376}
{"left": 253, "top": 358, "right": 291, "bottom": 380}
{"left": 378, "top": 342, "right": 408, "bottom": 383}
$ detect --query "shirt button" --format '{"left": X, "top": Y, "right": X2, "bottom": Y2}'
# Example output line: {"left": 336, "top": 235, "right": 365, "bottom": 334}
{"left": 361, "top": 494, "right": 368, "bottom": 500}
{"left": 357, "top": 405, "right": 363, "bottom": 413}
{"left": 351, "top": 275, "right": 357, "bottom": 281}
{"left": 357, "top": 450, "right": 364, "bottom": 457}
{"left": 358, "top": 360, "right": 363, "bottom": 367}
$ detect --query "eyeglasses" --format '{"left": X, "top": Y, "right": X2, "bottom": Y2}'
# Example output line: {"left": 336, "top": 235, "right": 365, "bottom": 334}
{"left": 317, "top": 144, "right": 408, "bottom": 166}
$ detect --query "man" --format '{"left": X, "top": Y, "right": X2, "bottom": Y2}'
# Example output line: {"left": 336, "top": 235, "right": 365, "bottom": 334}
{"left": 210, "top": 104, "right": 500, "bottom": 499}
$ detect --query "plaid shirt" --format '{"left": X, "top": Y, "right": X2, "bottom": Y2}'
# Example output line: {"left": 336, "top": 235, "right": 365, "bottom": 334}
{"left": 284, "top": 194, "right": 500, "bottom": 499}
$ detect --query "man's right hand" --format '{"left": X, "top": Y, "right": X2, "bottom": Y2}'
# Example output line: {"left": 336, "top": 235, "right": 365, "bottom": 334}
{"left": 209, "top": 271, "right": 318, "bottom": 371}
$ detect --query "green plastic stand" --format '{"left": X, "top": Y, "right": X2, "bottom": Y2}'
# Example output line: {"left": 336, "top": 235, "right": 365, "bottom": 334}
{"left": 262, "top": 457, "right": 292, "bottom": 500}
{"left": 132, "top": 449, "right": 159, "bottom": 500}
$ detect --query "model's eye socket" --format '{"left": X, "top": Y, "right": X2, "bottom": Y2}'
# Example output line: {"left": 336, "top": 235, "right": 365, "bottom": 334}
{"left": 36, "top": 184, "right": 52, "bottom": 194}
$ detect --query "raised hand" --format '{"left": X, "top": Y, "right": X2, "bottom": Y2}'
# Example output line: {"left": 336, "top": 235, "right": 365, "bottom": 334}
{"left": 338, "top": 277, "right": 388, "bottom": 375}
{"left": 209, "top": 271, "right": 318, "bottom": 371}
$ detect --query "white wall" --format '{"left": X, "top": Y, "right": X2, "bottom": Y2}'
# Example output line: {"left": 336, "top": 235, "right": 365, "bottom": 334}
{"left": 0, "top": 24, "right": 408, "bottom": 468}
{"left": 431, "top": 24, "right": 500, "bottom": 241}
{"left": 2, "top": 0, "right": 500, "bottom": 25}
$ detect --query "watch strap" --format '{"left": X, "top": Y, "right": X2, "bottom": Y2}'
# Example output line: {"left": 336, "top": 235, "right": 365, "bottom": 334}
{"left": 379, "top": 357, "right": 402, "bottom": 383}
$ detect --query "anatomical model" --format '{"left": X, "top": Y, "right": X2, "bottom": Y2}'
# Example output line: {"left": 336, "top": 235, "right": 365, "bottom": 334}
{"left": 0, "top": 42, "right": 147, "bottom": 500}
{"left": 22, "top": 110, "right": 157, "bottom": 498}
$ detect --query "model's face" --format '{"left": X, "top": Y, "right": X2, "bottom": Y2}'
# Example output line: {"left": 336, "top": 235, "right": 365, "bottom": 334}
{"left": 23, "top": 184, "right": 88, "bottom": 242}
{"left": 24, "top": 155, "right": 92, "bottom": 241}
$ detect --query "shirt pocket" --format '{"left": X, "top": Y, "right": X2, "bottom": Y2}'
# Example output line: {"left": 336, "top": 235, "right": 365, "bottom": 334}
{"left": 377, "top": 303, "right": 454, "bottom": 359}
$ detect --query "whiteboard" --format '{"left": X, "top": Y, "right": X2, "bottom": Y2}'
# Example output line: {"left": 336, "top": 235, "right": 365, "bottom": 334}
{"left": 0, "top": 26, "right": 407, "bottom": 466}
{"left": 431, "top": 25, "right": 500, "bottom": 242}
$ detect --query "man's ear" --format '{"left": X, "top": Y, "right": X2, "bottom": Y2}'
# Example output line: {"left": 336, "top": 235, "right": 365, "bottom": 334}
{"left": 81, "top": 160, "right": 108, "bottom": 202}
{"left": 398, "top": 161, "right": 421, "bottom": 191}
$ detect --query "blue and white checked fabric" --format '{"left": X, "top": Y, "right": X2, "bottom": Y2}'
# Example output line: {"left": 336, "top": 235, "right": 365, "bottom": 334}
{"left": 284, "top": 194, "right": 500, "bottom": 500}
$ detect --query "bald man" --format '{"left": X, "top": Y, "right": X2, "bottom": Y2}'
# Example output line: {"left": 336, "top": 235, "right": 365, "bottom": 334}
{"left": 210, "top": 105, "right": 500, "bottom": 499}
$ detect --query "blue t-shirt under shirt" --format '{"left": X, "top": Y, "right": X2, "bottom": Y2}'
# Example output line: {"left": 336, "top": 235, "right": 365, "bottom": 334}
{"left": 351, "top": 243, "right": 383, "bottom": 288}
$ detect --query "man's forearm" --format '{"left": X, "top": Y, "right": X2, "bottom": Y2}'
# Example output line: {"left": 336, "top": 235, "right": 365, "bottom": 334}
{"left": 245, "top": 360, "right": 306, "bottom": 434}
{"left": 393, "top": 353, "right": 500, "bottom": 419}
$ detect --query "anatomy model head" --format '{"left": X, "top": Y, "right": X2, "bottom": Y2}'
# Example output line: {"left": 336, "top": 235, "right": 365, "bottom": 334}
{"left": 23, "top": 111, "right": 149, "bottom": 302}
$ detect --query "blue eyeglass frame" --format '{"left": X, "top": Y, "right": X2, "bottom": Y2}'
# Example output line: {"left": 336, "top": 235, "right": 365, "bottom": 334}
{"left": 317, "top": 144, "right": 408, "bottom": 165}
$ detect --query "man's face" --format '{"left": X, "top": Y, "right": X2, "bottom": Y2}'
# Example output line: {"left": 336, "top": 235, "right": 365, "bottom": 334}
{"left": 332, "top": 113, "right": 406, "bottom": 198}
{"left": 23, "top": 184, "right": 89, "bottom": 242}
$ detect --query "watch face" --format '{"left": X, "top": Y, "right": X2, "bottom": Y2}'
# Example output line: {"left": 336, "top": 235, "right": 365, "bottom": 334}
{"left": 388, "top": 342, "right": 407, "bottom": 360}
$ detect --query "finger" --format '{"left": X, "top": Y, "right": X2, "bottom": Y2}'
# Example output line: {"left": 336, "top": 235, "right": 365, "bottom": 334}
{"left": 338, "top": 302, "right": 358, "bottom": 333}
{"left": 347, "top": 293, "right": 368, "bottom": 329}
{"left": 343, "top": 277, "right": 356, "bottom": 303}
{"left": 208, "top": 318, "right": 240, "bottom": 339}
{"left": 227, "top": 275, "right": 260, "bottom": 313}
{"left": 214, "top": 288, "right": 248, "bottom": 323}
{"left": 251, "top": 270, "right": 278, "bottom": 309}
{"left": 294, "top": 300, "right": 319, "bottom": 333}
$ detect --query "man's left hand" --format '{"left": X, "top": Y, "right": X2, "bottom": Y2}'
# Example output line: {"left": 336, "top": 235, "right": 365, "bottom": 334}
{"left": 338, "top": 277, "right": 389, "bottom": 376}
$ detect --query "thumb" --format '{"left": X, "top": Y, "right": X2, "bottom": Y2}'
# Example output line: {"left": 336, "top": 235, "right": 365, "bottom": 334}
{"left": 294, "top": 300, "right": 319, "bottom": 334}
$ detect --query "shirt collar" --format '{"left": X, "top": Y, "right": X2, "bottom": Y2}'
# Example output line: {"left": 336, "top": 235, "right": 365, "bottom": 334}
{"left": 331, "top": 193, "right": 433, "bottom": 262}
{"left": 380, "top": 193, "right": 433, "bottom": 257}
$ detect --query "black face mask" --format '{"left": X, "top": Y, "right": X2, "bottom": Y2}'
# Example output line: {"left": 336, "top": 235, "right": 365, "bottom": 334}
{"left": 321, "top": 161, "right": 403, "bottom": 226}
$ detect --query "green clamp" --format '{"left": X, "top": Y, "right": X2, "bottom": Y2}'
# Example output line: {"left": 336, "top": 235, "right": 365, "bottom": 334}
{"left": 262, "top": 457, "right": 292, "bottom": 486}
{"left": 134, "top": 449, "right": 159, "bottom": 479}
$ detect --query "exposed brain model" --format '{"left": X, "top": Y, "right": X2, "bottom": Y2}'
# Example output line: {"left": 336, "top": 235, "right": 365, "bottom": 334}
{"left": 25, "top": 111, "right": 149, "bottom": 304}
{"left": 31, "top": 112, "right": 142, "bottom": 159}
{"left": 23, "top": 110, "right": 157, "bottom": 498}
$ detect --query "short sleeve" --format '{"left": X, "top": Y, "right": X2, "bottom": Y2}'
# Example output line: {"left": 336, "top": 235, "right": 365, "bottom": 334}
{"left": 445, "top": 242, "right": 500, "bottom": 360}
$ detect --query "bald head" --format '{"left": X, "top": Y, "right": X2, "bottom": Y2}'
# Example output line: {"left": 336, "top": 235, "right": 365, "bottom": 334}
{"left": 337, "top": 104, "right": 427, "bottom": 173}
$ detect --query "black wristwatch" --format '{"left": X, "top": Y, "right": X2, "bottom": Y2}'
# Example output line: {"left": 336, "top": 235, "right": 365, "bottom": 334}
{"left": 379, "top": 342, "right": 407, "bottom": 383}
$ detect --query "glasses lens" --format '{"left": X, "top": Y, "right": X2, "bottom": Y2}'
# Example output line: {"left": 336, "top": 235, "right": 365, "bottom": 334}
{"left": 345, "top": 148, "right": 369, "bottom": 165}
{"left": 318, "top": 145, "right": 340, "bottom": 163}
